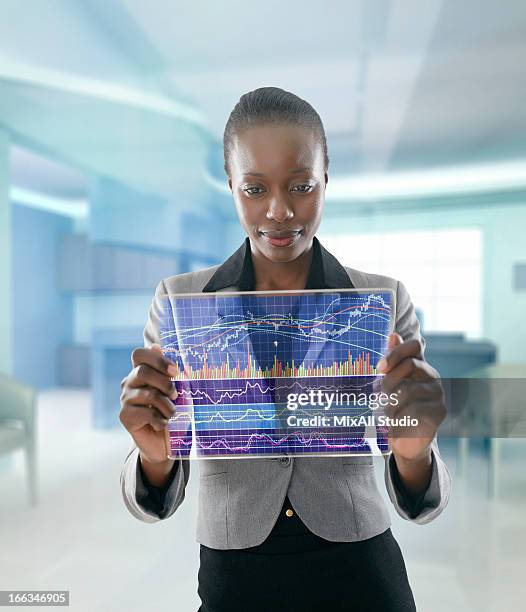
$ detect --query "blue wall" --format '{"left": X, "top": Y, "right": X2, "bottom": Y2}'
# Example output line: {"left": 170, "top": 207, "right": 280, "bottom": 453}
{"left": 12, "top": 206, "right": 73, "bottom": 388}
{"left": 71, "top": 177, "right": 227, "bottom": 347}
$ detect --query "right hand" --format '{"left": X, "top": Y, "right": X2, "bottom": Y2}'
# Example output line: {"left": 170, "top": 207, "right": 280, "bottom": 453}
{"left": 119, "top": 344, "right": 179, "bottom": 465}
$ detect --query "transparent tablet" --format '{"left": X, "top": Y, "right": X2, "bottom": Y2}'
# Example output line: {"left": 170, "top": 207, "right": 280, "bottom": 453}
{"left": 160, "top": 288, "right": 395, "bottom": 460}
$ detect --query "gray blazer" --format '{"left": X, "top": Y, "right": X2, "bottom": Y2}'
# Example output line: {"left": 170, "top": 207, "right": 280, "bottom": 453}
{"left": 120, "top": 265, "right": 451, "bottom": 549}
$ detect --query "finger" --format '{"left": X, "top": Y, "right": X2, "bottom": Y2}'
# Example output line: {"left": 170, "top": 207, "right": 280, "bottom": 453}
{"left": 131, "top": 346, "right": 178, "bottom": 378}
{"left": 377, "top": 339, "right": 424, "bottom": 374}
{"left": 120, "top": 404, "right": 169, "bottom": 433}
{"left": 127, "top": 364, "right": 178, "bottom": 400}
{"left": 385, "top": 379, "right": 444, "bottom": 412}
{"left": 387, "top": 332, "right": 403, "bottom": 351}
{"left": 383, "top": 383, "right": 445, "bottom": 418}
{"left": 381, "top": 357, "right": 436, "bottom": 393}
{"left": 377, "top": 333, "right": 402, "bottom": 373}
{"left": 125, "top": 387, "right": 176, "bottom": 419}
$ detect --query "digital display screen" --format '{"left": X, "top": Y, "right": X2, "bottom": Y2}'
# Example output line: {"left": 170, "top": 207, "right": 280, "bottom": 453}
{"left": 160, "top": 289, "right": 395, "bottom": 459}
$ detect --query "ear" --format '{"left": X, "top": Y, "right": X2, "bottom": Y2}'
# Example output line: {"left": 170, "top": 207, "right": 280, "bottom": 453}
{"left": 324, "top": 172, "right": 328, "bottom": 186}
{"left": 228, "top": 177, "right": 233, "bottom": 192}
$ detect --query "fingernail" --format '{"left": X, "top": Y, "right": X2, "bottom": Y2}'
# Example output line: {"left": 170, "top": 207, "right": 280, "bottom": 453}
{"left": 170, "top": 388, "right": 178, "bottom": 400}
{"left": 377, "top": 358, "right": 387, "bottom": 373}
{"left": 167, "top": 364, "right": 178, "bottom": 378}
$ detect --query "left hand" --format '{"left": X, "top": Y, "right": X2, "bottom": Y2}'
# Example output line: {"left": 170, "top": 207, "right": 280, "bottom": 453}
{"left": 377, "top": 333, "right": 446, "bottom": 462}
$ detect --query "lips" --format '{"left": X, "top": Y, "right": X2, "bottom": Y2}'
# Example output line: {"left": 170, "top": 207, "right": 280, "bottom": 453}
{"left": 259, "top": 229, "right": 303, "bottom": 247}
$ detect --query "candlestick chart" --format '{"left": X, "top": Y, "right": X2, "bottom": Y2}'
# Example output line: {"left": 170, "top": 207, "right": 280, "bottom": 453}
{"left": 160, "top": 290, "right": 393, "bottom": 458}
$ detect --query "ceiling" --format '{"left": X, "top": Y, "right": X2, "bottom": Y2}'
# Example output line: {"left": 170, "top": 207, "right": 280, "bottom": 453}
{"left": 0, "top": 0, "right": 525, "bottom": 206}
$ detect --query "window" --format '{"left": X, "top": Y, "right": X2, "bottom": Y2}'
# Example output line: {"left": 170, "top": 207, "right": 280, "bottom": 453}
{"left": 320, "top": 228, "right": 482, "bottom": 337}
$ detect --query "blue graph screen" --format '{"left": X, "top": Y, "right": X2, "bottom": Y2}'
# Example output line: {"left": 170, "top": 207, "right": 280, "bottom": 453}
{"left": 159, "top": 289, "right": 394, "bottom": 459}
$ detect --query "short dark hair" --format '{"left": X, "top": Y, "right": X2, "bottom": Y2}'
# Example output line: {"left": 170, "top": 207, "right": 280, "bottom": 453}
{"left": 223, "top": 86, "right": 329, "bottom": 175}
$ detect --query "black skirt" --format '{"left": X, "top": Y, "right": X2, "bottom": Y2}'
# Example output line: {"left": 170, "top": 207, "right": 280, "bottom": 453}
{"left": 197, "top": 501, "right": 417, "bottom": 612}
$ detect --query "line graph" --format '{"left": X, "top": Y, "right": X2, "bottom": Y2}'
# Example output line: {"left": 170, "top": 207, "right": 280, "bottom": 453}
{"left": 160, "top": 289, "right": 393, "bottom": 458}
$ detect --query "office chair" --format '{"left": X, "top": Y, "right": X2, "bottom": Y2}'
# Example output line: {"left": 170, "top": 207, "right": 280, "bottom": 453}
{"left": 0, "top": 374, "right": 37, "bottom": 505}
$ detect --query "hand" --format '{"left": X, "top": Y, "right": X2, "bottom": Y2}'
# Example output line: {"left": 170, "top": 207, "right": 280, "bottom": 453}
{"left": 119, "top": 344, "right": 179, "bottom": 465}
{"left": 378, "top": 333, "right": 446, "bottom": 463}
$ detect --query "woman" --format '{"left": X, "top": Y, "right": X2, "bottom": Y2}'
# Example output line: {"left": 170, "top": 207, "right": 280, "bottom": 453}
{"left": 119, "top": 87, "right": 451, "bottom": 612}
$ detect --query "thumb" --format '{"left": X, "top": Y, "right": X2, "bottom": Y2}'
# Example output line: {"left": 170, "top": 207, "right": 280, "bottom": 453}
{"left": 387, "top": 332, "right": 403, "bottom": 351}
{"left": 150, "top": 343, "right": 163, "bottom": 354}
{"left": 377, "top": 333, "right": 403, "bottom": 373}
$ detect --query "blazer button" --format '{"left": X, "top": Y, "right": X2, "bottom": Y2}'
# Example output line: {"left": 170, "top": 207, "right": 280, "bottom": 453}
{"left": 285, "top": 508, "right": 294, "bottom": 518}
{"left": 279, "top": 456, "right": 290, "bottom": 466}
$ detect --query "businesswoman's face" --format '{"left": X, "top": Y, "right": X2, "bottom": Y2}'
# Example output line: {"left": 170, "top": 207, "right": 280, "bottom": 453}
{"left": 228, "top": 124, "right": 327, "bottom": 263}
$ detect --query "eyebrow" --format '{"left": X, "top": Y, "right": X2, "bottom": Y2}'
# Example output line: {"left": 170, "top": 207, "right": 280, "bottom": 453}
{"left": 242, "top": 167, "right": 313, "bottom": 177}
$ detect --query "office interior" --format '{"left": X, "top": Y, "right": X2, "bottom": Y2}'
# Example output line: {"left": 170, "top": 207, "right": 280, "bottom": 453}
{"left": 0, "top": 1, "right": 525, "bottom": 611}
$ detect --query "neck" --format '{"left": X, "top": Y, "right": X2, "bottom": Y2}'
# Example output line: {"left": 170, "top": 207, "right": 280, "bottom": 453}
{"left": 250, "top": 240, "right": 314, "bottom": 291}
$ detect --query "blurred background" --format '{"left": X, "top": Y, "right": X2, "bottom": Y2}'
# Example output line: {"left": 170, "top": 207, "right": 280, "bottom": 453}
{"left": 0, "top": 1, "right": 525, "bottom": 610}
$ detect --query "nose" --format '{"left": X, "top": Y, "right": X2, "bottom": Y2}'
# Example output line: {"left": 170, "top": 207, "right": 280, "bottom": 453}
{"left": 266, "top": 196, "right": 294, "bottom": 223}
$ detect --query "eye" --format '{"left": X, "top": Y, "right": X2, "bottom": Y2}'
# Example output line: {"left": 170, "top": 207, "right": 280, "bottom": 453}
{"left": 291, "top": 184, "right": 313, "bottom": 193}
{"left": 242, "top": 185, "right": 265, "bottom": 196}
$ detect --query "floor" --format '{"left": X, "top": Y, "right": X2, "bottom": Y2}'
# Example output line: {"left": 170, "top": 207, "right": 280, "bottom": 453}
{"left": 1, "top": 389, "right": 525, "bottom": 612}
